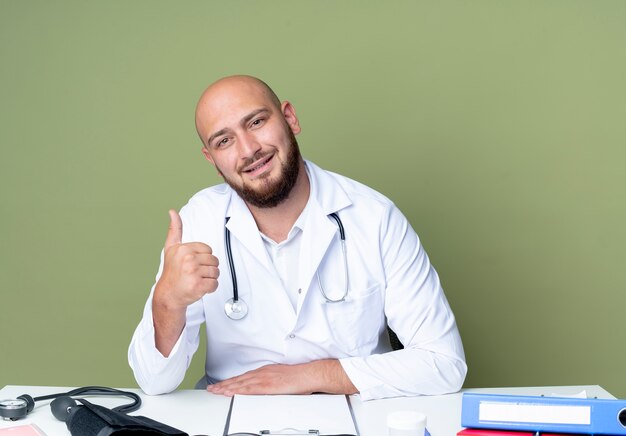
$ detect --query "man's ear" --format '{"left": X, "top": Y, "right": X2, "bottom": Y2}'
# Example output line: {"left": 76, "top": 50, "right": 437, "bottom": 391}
{"left": 281, "top": 101, "right": 301, "bottom": 135}
{"left": 201, "top": 146, "right": 224, "bottom": 177}
{"left": 201, "top": 146, "right": 214, "bottom": 163}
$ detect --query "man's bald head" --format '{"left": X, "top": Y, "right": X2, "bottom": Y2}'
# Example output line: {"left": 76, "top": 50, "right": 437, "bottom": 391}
{"left": 195, "top": 75, "right": 282, "bottom": 146}
{"left": 194, "top": 75, "right": 305, "bottom": 209}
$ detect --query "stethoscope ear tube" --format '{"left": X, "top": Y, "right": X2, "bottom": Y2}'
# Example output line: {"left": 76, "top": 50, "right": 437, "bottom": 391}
{"left": 321, "top": 212, "right": 349, "bottom": 303}
{"left": 224, "top": 217, "right": 239, "bottom": 301}
{"left": 328, "top": 212, "right": 345, "bottom": 240}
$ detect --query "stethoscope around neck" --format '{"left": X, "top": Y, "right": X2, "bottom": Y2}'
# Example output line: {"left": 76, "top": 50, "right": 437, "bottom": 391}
{"left": 223, "top": 212, "right": 349, "bottom": 320}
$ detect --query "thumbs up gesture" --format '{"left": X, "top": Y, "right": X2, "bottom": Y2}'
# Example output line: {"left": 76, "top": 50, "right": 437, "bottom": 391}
{"left": 154, "top": 210, "right": 220, "bottom": 311}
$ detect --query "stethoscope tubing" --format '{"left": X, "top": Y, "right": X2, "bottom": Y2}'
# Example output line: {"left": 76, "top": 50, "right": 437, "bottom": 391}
{"left": 318, "top": 213, "right": 348, "bottom": 303}
{"left": 224, "top": 216, "right": 238, "bottom": 302}
{"left": 33, "top": 386, "right": 141, "bottom": 414}
{"left": 224, "top": 212, "right": 348, "bottom": 320}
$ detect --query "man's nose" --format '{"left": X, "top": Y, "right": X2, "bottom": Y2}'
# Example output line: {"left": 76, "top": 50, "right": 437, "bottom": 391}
{"left": 237, "top": 131, "right": 262, "bottom": 158}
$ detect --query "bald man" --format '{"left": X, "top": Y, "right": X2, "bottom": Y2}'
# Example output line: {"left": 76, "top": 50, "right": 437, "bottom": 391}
{"left": 129, "top": 76, "right": 467, "bottom": 400}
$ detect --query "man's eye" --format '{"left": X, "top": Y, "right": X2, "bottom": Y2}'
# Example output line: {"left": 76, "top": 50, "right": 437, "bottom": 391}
{"left": 251, "top": 118, "right": 264, "bottom": 127}
{"left": 215, "top": 137, "right": 229, "bottom": 148}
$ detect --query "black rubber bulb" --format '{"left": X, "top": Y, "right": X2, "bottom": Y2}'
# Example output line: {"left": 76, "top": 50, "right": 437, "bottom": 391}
{"left": 50, "top": 396, "right": 78, "bottom": 422}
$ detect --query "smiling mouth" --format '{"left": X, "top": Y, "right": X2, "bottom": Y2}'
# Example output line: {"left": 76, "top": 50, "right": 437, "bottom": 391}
{"left": 242, "top": 154, "right": 274, "bottom": 175}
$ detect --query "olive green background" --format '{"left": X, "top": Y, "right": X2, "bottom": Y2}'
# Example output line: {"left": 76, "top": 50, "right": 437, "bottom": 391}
{"left": 1, "top": 1, "right": 625, "bottom": 397}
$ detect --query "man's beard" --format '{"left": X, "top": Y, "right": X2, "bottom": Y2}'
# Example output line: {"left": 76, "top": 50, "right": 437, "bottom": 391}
{"left": 221, "top": 132, "right": 302, "bottom": 208}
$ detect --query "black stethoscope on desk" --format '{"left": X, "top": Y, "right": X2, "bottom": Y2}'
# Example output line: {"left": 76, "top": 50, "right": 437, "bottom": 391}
{"left": 0, "top": 386, "right": 140, "bottom": 421}
{"left": 223, "top": 212, "right": 349, "bottom": 320}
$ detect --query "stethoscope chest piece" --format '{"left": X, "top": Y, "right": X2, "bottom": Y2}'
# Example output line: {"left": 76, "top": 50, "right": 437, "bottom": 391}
{"left": 225, "top": 297, "right": 248, "bottom": 320}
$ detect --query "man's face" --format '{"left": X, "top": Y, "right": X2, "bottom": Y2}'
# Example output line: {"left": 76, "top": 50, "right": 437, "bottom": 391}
{"left": 196, "top": 79, "right": 303, "bottom": 208}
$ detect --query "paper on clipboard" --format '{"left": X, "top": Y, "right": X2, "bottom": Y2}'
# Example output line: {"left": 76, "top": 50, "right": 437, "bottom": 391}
{"left": 224, "top": 394, "right": 358, "bottom": 435}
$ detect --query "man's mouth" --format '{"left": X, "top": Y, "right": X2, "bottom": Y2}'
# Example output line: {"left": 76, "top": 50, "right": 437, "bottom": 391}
{"left": 242, "top": 154, "right": 274, "bottom": 176}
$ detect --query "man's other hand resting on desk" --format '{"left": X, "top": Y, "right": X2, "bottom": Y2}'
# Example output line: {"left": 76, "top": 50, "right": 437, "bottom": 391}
{"left": 206, "top": 360, "right": 357, "bottom": 396}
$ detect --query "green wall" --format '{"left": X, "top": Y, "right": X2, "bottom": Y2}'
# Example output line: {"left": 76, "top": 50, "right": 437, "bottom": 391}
{"left": 2, "top": 1, "right": 625, "bottom": 397}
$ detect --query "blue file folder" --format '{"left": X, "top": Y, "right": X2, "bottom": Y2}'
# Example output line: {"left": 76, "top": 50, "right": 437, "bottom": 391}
{"left": 461, "top": 392, "right": 626, "bottom": 435}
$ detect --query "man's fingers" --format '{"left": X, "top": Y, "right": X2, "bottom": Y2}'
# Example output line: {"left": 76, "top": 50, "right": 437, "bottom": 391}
{"left": 198, "top": 265, "right": 220, "bottom": 279}
{"left": 186, "top": 242, "right": 214, "bottom": 254}
{"left": 201, "top": 277, "right": 219, "bottom": 293}
{"left": 206, "top": 366, "right": 277, "bottom": 396}
{"left": 207, "top": 376, "right": 248, "bottom": 395}
{"left": 164, "top": 209, "right": 183, "bottom": 249}
{"left": 195, "top": 253, "right": 219, "bottom": 267}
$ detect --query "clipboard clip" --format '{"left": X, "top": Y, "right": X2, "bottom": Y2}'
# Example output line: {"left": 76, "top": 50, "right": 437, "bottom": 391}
{"left": 259, "top": 429, "right": 319, "bottom": 435}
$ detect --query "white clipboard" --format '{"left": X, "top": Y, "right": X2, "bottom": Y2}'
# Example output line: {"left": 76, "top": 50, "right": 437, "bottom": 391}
{"left": 223, "top": 394, "right": 359, "bottom": 435}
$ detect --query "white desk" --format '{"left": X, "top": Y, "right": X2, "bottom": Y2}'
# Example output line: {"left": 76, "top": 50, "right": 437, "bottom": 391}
{"left": 0, "top": 385, "right": 615, "bottom": 436}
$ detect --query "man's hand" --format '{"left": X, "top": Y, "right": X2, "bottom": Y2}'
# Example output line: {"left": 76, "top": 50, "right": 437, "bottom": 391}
{"left": 152, "top": 209, "right": 220, "bottom": 356}
{"left": 206, "top": 359, "right": 358, "bottom": 396}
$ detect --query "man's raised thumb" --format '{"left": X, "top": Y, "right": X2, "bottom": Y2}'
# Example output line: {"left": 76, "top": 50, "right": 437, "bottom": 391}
{"left": 164, "top": 209, "right": 183, "bottom": 248}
